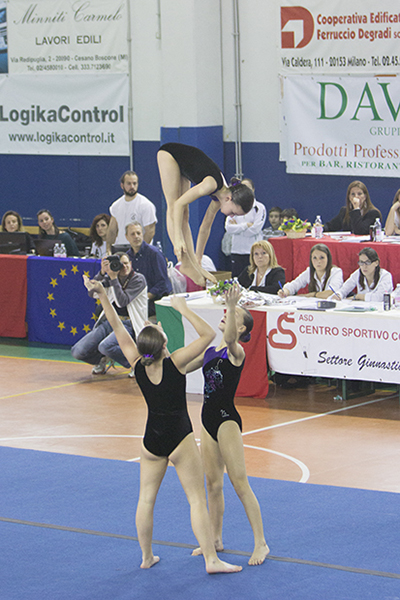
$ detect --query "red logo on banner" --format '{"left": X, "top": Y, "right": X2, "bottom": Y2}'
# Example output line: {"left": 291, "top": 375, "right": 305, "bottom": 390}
{"left": 281, "top": 6, "right": 314, "bottom": 48}
{"left": 269, "top": 312, "right": 297, "bottom": 349}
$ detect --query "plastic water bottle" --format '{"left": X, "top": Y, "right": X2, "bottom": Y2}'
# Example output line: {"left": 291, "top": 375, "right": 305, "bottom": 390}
{"left": 392, "top": 284, "right": 400, "bottom": 309}
{"left": 59, "top": 243, "right": 67, "bottom": 257}
{"left": 374, "top": 218, "right": 383, "bottom": 242}
{"left": 53, "top": 242, "right": 61, "bottom": 258}
{"left": 314, "top": 215, "right": 323, "bottom": 239}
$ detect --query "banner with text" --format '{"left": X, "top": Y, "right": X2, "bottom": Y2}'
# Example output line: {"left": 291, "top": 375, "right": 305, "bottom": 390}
{"left": 267, "top": 308, "right": 400, "bottom": 384}
{"left": 280, "top": 74, "right": 400, "bottom": 177}
{"left": 279, "top": 1, "right": 400, "bottom": 74}
{"left": 0, "top": 73, "right": 130, "bottom": 155}
{"left": 7, "top": 0, "right": 128, "bottom": 75}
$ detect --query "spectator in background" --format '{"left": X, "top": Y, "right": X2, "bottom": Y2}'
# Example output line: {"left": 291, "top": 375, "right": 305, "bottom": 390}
{"left": 225, "top": 178, "right": 266, "bottom": 277}
{"left": 1, "top": 209, "right": 34, "bottom": 251}
{"left": 71, "top": 253, "right": 147, "bottom": 374}
{"left": 278, "top": 244, "right": 343, "bottom": 299}
{"left": 238, "top": 240, "right": 285, "bottom": 294}
{"left": 384, "top": 188, "right": 400, "bottom": 236}
{"left": 89, "top": 213, "right": 110, "bottom": 259}
{"left": 280, "top": 208, "right": 298, "bottom": 222}
{"left": 262, "top": 206, "right": 284, "bottom": 239}
{"left": 1, "top": 210, "right": 24, "bottom": 233}
{"left": 125, "top": 221, "right": 171, "bottom": 317}
{"left": 37, "top": 209, "right": 80, "bottom": 256}
{"left": 106, "top": 170, "right": 157, "bottom": 251}
{"left": 324, "top": 180, "right": 381, "bottom": 235}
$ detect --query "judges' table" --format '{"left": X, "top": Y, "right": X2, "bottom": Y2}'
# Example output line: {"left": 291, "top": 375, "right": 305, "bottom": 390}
{"left": 266, "top": 299, "right": 400, "bottom": 384}
{"left": 155, "top": 292, "right": 269, "bottom": 399}
{"left": 269, "top": 236, "right": 400, "bottom": 286}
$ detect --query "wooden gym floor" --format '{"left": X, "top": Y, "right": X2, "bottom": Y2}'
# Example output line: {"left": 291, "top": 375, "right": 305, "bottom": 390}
{"left": 0, "top": 338, "right": 399, "bottom": 494}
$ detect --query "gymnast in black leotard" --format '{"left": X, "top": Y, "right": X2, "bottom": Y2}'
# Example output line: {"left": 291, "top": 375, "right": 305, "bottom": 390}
{"left": 135, "top": 356, "right": 192, "bottom": 457}
{"left": 157, "top": 142, "right": 254, "bottom": 286}
{"left": 82, "top": 277, "right": 242, "bottom": 575}
{"left": 189, "top": 284, "right": 269, "bottom": 566}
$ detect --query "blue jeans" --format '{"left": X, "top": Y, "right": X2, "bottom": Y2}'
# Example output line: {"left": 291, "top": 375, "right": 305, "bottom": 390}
{"left": 71, "top": 319, "right": 134, "bottom": 368}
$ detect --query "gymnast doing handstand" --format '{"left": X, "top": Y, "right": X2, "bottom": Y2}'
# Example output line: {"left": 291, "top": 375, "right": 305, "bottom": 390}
{"left": 157, "top": 142, "right": 254, "bottom": 285}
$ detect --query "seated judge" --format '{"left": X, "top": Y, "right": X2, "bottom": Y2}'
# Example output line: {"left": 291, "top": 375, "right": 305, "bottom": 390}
{"left": 238, "top": 240, "right": 285, "bottom": 294}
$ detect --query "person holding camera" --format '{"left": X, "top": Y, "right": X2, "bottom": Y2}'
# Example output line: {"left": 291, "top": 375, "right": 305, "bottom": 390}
{"left": 71, "top": 252, "right": 148, "bottom": 374}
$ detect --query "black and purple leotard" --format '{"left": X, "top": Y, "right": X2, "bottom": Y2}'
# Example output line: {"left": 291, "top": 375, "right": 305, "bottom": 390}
{"left": 201, "top": 346, "right": 244, "bottom": 441}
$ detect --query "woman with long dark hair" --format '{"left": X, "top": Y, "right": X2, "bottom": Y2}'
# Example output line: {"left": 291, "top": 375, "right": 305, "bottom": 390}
{"left": 333, "top": 247, "right": 393, "bottom": 301}
{"left": 89, "top": 213, "right": 110, "bottom": 258}
{"left": 37, "top": 209, "right": 80, "bottom": 256}
{"left": 278, "top": 244, "right": 343, "bottom": 299}
{"left": 324, "top": 181, "right": 381, "bottom": 235}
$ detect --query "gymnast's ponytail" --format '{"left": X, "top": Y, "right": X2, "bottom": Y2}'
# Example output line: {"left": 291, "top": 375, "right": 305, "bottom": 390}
{"left": 137, "top": 326, "right": 166, "bottom": 366}
{"left": 239, "top": 308, "right": 253, "bottom": 343}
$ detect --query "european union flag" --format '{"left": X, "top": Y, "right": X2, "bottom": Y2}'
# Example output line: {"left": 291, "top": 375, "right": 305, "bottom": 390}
{"left": 26, "top": 256, "right": 101, "bottom": 345}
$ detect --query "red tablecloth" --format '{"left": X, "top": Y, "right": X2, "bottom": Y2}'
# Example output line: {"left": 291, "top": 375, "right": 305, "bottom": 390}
{"left": 270, "top": 236, "right": 400, "bottom": 287}
{"left": 0, "top": 255, "right": 27, "bottom": 337}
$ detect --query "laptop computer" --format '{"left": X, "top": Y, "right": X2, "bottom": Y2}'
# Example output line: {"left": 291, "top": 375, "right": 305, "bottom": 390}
{"left": 0, "top": 231, "right": 30, "bottom": 255}
{"left": 33, "top": 239, "right": 60, "bottom": 257}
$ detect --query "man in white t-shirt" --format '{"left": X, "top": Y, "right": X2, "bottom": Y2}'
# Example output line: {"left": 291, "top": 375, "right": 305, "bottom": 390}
{"left": 106, "top": 170, "right": 157, "bottom": 251}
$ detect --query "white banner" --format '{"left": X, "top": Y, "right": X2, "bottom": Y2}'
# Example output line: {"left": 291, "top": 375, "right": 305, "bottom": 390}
{"left": 280, "top": 74, "right": 400, "bottom": 177}
{"left": 0, "top": 74, "right": 130, "bottom": 155}
{"left": 267, "top": 307, "right": 400, "bottom": 384}
{"left": 6, "top": 0, "right": 128, "bottom": 75}
{"left": 279, "top": 0, "right": 400, "bottom": 74}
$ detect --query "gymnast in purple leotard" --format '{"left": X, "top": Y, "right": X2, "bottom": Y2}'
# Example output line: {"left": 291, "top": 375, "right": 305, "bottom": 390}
{"left": 82, "top": 277, "right": 242, "bottom": 575}
{"left": 157, "top": 142, "right": 254, "bottom": 286}
{"left": 189, "top": 284, "right": 269, "bottom": 566}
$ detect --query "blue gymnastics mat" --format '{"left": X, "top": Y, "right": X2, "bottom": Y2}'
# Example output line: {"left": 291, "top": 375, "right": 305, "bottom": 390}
{"left": 0, "top": 446, "right": 399, "bottom": 600}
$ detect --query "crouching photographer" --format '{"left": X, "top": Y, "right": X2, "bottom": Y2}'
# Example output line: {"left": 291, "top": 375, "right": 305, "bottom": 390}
{"left": 71, "top": 253, "right": 148, "bottom": 375}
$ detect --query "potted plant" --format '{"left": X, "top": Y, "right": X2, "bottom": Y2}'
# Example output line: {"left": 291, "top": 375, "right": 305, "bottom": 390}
{"left": 279, "top": 218, "right": 311, "bottom": 238}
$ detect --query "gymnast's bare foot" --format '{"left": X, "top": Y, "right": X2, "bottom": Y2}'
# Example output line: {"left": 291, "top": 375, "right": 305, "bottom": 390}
{"left": 248, "top": 542, "right": 270, "bottom": 566}
{"left": 140, "top": 555, "right": 160, "bottom": 569}
{"left": 192, "top": 539, "right": 224, "bottom": 556}
{"left": 205, "top": 557, "right": 242, "bottom": 574}
{"left": 179, "top": 259, "right": 206, "bottom": 287}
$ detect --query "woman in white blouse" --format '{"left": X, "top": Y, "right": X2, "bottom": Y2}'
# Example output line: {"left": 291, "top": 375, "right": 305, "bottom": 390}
{"left": 333, "top": 247, "right": 393, "bottom": 302}
{"left": 89, "top": 213, "right": 110, "bottom": 259}
{"left": 278, "top": 244, "right": 343, "bottom": 299}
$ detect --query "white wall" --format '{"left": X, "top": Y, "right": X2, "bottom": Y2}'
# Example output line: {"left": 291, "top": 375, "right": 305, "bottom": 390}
{"left": 130, "top": 0, "right": 280, "bottom": 142}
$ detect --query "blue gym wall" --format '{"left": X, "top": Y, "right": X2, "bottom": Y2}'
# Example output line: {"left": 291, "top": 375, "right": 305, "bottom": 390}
{"left": 1, "top": 0, "right": 399, "bottom": 270}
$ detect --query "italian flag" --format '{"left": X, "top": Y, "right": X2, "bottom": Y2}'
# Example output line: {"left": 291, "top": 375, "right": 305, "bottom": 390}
{"left": 156, "top": 302, "right": 268, "bottom": 398}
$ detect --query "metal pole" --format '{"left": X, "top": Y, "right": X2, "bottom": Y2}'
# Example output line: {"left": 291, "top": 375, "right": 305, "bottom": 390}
{"left": 232, "top": 0, "right": 243, "bottom": 179}
{"left": 126, "top": 0, "right": 134, "bottom": 170}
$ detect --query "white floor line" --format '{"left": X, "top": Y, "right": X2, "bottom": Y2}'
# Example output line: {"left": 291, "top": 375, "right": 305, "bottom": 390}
{"left": 243, "top": 444, "right": 310, "bottom": 483}
{"left": 242, "top": 394, "right": 398, "bottom": 438}
{"left": 0, "top": 434, "right": 143, "bottom": 441}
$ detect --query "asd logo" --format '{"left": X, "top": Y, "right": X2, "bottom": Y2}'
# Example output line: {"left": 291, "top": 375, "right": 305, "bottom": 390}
{"left": 269, "top": 312, "right": 297, "bottom": 349}
{"left": 281, "top": 6, "right": 314, "bottom": 49}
